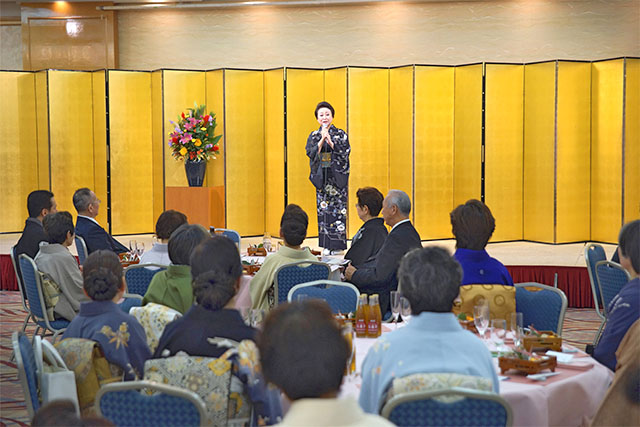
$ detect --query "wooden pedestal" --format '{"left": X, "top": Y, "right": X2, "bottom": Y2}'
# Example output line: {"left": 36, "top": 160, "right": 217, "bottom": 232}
{"left": 165, "top": 186, "right": 225, "bottom": 229}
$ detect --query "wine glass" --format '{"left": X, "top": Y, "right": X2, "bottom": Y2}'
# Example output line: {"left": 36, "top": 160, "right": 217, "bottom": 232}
{"left": 136, "top": 241, "right": 145, "bottom": 258}
{"left": 342, "top": 322, "right": 356, "bottom": 382}
{"left": 474, "top": 304, "right": 490, "bottom": 340}
{"left": 390, "top": 291, "right": 401, "bottom": 329}
{"left": 491, "top": 319, "right": 507, "bottom": 342}
{"left": 511, "top": 312, "right": 524, "bottom": 347}
{"left": 400, "top": 297, "right": 412, "bottom": 324}
{"left": 250, "top": 309, "right": 265, "bottom": 328}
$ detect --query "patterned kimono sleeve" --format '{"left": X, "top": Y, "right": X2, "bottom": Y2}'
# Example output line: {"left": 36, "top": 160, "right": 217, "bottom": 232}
{"left": 330, "top": 128, "right": 350, "bottom": 189}
{"left": 305, "top": 130, "right": 321, "bottom": 164}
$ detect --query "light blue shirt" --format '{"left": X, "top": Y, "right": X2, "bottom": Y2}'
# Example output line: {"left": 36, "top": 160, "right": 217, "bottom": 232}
{"left": 359, "top": 311, "right": 499, "bottom": 413}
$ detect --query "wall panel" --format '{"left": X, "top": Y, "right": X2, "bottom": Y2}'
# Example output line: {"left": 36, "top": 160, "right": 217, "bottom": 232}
{"left": 389, "top": 66, "right": 413, "bottom": 200}
{"left": 624, "top": 58, "right": 640, "bottom": 223}
{"left": 224, "top": 69, "right": 264, "bottom": 235}
{"left": 523, "top": 61, "right": 555, "bottom": 243}
{"left": 485, "top": 64, "right": 524, "bottom": 241}
{"left": 414, "top": 66, "right": 454, "bottom": 239}
{"left": 109, "top": 70, "right": 154, "bottom": 235}
{"left": 347, "top": 68, "right": 389, "bottom": 238}
{"left": 264, "top": 68, "right": 285, "bottom": 236}
{"left": 556, "top": 61, "right": 591, "bottom": 242}
{"left": 591, "top": 59, "right": 624, "bottom": 242}
{"left": 0, "top": 72, "right": 38, "bottom": 232}
{"left": 285, "top": 69, "right": 323, "bottom": 236}
{"left": 453, "top": 64, "right": 482, "bottom": 206}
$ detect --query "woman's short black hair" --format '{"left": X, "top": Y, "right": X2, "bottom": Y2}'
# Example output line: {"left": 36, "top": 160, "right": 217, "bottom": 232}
{"left": 82, "top": 250, "right": 123, "bottom": 301}
{"left": 190, "top": 236, "right": 243, "bottom": 310}
{"left": 42, "top": 211, "right": 74, "bottom": 244}
{"left": 450, "top": 199, "right": 496, "bottom": 251}
{"left": 280, "top": 204, "right": 308, "bottom": 246}
{"left": 356, "top": 187, "right": 384, "bottom": 216}
{"left": 258, "top": 300, "right": 350, "bottom": 400}
{"left": 168, "top": 224, "right": 209, "bottom": 265}
{"left": 619, "top": 219, "right": 640, "bottom": 274}
{"left": 314, "top": 101, "right": 335, "bottom": 118}
{"left": 155, "top": 210, "right": 187, "bottom": 240}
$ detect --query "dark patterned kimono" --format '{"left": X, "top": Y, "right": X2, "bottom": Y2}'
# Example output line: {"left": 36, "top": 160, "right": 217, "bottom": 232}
{"left": 306, "top": 125, "right": 350, "bottom": 250}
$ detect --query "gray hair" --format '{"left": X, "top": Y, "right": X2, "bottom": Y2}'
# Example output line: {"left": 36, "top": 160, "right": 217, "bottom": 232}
{"left": 398, "top": 246, "right": 462, "bottom": 314}
{"left": 73, "top": 188, "right": 93, "bottom": 212}
{"left": 387, "top": 190, "right": 411, "bottom": 216}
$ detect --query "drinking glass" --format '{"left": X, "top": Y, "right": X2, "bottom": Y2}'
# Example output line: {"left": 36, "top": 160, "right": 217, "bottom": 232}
{"left": 136, "top": 241, "right": 145, "bottom": 257}
{"left": 390, "top": 291, "right": 401, "bottom": 329}
{"left": 510, "top": 312, "right": 524, "bottom": 347}
{"left": 250, "top": 309, "right": 265, "bottom": 328}
{"left": 296, "top": 294, "right": 309, "bottom": 302}
{"left": 473, "top": 304, "right": 490, "bottom": 339}
{"left": 342, "top": 322, "right": 356, "bottom": 381}
{"left": 128, "top": 240, "right": 137, "bottom": 261}
{"left": 400, "top": 297, "right": 412, "bottom": 324}
{"left": 491, "top": 319, "right": 507, "bottom": 341}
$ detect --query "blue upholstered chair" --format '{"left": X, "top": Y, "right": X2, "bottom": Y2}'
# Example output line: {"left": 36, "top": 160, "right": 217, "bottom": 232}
{"left": 75, "top": 235, "right": 89, "bottom": 265}
{"left": 10, "top": 246, "right": 34, "bottom": 334}
{"left": 18, "top": 254, "right": 70, "bottom": 342}
{"left": 96, "top": 380, "right": 207, "bottom": 427}
{"left": 595, "top": 261, "right": 630, "bottom": 315}
{"left": 584, "top": 243, "right": 607, "bottom": 343}
{"left": 381, "top": 387, "right": 513, "bottom": 427}
{"left": 211, "top": 227, "right": 241, "bottom": 250}
{"left": 12, "top": 331, "right": 40, "bottom": 418}
{"left": 124, "top": 263, "right": 167, "bottom": 296}
{"left": 274, "top": 261, "right": 331, "bottom": 305}
{"left": 515, "top": 282, "right": 567, "bottom": 334}
{"left": 287, "top": 280, "right": 359, "bottom": 313}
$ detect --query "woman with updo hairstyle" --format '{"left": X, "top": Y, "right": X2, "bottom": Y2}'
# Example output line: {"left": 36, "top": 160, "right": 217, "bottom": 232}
{"left": 154, "top": 236, "right": 256, "bottom": 358}
{"left": 62, "top": 250, "right": 151, "bottom": 380}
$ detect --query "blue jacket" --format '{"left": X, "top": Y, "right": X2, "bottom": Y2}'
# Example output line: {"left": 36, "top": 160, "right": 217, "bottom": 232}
{"left": 454, "top": 248, "right": 513, "bottom": 286}
{"left": 75, "top": 216, "right": 128, "bottom": 254}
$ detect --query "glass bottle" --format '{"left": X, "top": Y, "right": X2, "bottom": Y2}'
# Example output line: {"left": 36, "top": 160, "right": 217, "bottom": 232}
{"left": 355, "top": 294, "right": 369, "bottom": 338}
{"left": 262, "top": 232, "right": 272, "bottom": 252}
{"left": 367, "top": 294, "right": 382, "bottom": 338}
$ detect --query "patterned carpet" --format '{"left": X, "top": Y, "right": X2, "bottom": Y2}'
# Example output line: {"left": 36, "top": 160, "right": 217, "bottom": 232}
{"left": 0, "top": 291, "right": 602, "bottom": 426}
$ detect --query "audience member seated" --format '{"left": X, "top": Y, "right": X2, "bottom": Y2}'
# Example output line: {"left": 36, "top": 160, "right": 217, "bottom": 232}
{"left": 359, "top": 246, "right": 499, "bottom": 414}
{"left": 344, "top": 187, "right": 388, "bottom": 268}
{"left": 140, "top": 210, "right": 187, "bottom": 266}
{"left": 450, "top": 199, "right": 513, "bottom": 286}
{"left": 35, "top": 212, "right": 89, "bottom": 321}
{"left": 250, "top": 204, "right": 317, "bottom": 311}
{"left": 31, "top": 400, "right": 113, "bottom": 427}
{"left": 15, "top": 190, "right": 57, "bottom": 259}
{"left": 258, "top": 300, "right": 393, "bottom": 427}
{"left": 345, "top": 190, "right": 421, "bottom": 315}
{"left": 62, "top": 250, "right": 151, "bottom": 380}
{"left": 73, "top": 188, "right": 128, "bottom": 254}
{"left": 594, "top": 219, "right": 640, "bottom": 371}
{"left": 154, "top": 236, "right": 256, "bottom": 358}
{"left": 142, "top": 224, "right": 209, "bottom": 314}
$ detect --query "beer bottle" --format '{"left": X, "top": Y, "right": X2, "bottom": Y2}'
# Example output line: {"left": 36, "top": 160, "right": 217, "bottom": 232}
{"left": 367, "top": 294, "right": 382, "bottom": 338}
{"left": 355, "top": 294, "right": 369, "bottom": 338}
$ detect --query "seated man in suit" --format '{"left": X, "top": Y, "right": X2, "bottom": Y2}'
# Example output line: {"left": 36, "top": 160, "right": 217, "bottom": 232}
{"left": 73, "top": 187, "right": 128, "bottom": 254}
{"left": 344, "top": 190, "right": 421, "bottom": 315}
{"left": 15, "top": 190, "right": 57, "bottom": 259}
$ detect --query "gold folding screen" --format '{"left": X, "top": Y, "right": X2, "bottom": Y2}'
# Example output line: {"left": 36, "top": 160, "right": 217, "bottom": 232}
{"left": 264, "top": 68, "right": 285, "bottom": 236}
{"left": 389, "top": 66, "right": 413, "bottom": 198}
{"left": 625, "top": 59, "right": 640, "bottom": 224}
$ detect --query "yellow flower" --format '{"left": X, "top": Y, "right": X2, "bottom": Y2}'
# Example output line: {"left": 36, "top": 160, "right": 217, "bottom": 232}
{"left": 194, "top": 139, "right": 202, "bottom": 147}
{"left": 179, "top": 147, "right": 187, "bottom": 156}
{"left": 200, "top": 127, "right": 207, "bottom": 131}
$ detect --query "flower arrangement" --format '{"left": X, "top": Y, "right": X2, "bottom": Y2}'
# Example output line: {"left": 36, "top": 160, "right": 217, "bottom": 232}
{"left": 169, "top": 103, "right": 222, "bottom": 162}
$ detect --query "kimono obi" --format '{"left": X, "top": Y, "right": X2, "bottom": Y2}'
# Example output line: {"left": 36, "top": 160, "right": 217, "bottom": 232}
{"left": 321, "top": 152, "right": 332, "bottom": 168}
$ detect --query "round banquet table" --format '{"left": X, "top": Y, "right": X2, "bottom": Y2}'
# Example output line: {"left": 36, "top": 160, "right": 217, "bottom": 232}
{"left": 341, "top": 325, "right": 613, "bottom": 427}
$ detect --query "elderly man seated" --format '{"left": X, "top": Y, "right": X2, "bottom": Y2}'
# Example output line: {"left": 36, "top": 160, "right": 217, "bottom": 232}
{"left": 344, "top": 190, "right": 421, "bottom": 315}
{"left": 73, "top": 187, "right": 128, "bottom": 254}
{"left": 359, "top": 246, "right": 499, "bottom": 414}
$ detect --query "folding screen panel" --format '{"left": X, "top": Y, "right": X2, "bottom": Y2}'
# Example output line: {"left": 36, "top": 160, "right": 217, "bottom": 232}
{"left": 285, "top": 69, "right": 324, "bottom": 236}
{"left": 389, "top": 66, "right": 414, "bottom": 203}
{"left": 414, "top": 66, "right": 455, "bottom": 240}
{"left": 0, "top": 72, "right": 38, "bottom": 232}
{"left": 151, "top": 71, "right": 164, "bottom": 223}
{"left": 92, "top": 70, "right": 108, "bottom": 230}
{"left": 453, "top": 64, "right": 483, "bottom": 207}
{"left": 624, "top": 58, "right": 640, "bottom": 224}
{"left": 485, "top": 64, "right": 524, "bottom": 241}
{"left": 205, "top": 70, "right": 225, "bottom": 189}
{"left": 108, "top": 70, "right": 154, "bottom": 235}
{"left": 347, "top": 68, "right": 389, "bottom": 238}
{"left": 35, "top": 71, "right": 49, "bottom": 190}
{"left": 523, "top": 61, "right": 555, "bottom": 243}
{"left": 224, "top": 69, "right": 265, "bottom": 236}
{"left": 556, "top": 61, "right": 591, "bottom": 242}
{"left": 264, "top": 68, "right": 285, "bottom": 236}
{"left": 324, "top": 68, "right": 348, "bottom": 132}
{"left": 591, "top": 59, "right": 624, "bottom": 242}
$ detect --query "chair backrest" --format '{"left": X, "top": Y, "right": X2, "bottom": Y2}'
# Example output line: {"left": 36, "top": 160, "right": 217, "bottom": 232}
{"left": 515, "top": 282, "right": 568, "bottom": 334}
{"left": 381, "top": 387, "right": 513, "bottom": 427}
{"left": 18, "top": 254, "right": 49, "bottom": 322}
{"left": 96, "top": 380, "right": 207, "bottom": 427}
{"left": 75, "top": 235, "right": 89, "bottom": 265}
{"left": 12, "top": 331, "right": 40, "bottom": 418}
{"left": 10, "top": 245, "right": 29, "bottom": 310}
{"left": 124, "top": 264, "right": 167, "bottom": 296}
{"left": 274, "top": 261, "right": 331, "bottom": 305}
{"left": 288, "top": 280, "right": 359, "bottom": 313}
{"left": 212, "top": 227, "right": 241, "bottom": 249}
{"left": 595, "top": 261, "right": 631, "bottom": 315}
{"left": 585, "top": 243, "right": 607, "bottom": 317}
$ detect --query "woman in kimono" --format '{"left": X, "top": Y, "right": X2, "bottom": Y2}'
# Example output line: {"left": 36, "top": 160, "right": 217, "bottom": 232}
{"left": 306, "top": 101, "right": 351, "bottom": 254}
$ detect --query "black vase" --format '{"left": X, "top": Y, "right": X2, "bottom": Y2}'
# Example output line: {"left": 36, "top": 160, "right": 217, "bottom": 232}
{"left": 184, "top": 160, "right": 206, "bottom": 187}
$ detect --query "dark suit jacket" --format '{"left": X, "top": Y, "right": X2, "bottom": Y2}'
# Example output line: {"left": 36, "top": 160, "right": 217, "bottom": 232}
{"left": 349, "top": 220, "right": 421, "bottom": 314}
{"left": 344, "top": 217, "right": 388, "bottom": 268}
{"left": 15, "top": 218, "right": 47, "bottom": 259}
{"left": 75, "top": 216, "right": 128, "bottom": 254}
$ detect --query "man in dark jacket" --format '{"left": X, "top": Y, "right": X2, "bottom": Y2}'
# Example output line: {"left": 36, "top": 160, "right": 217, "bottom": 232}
{"left": 15, "top": 190, "right": 57, "bottom": 259}
{"left": 344, "top": 190, "right": 422, "bottom": 315}
{"left": 73, "top": 188, "right": 128, "bottom": 254}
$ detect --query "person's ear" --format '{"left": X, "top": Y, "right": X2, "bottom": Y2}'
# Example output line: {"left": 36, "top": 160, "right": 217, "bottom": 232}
{"left": 279, "top": 227, "right": 285, "bottom": 239}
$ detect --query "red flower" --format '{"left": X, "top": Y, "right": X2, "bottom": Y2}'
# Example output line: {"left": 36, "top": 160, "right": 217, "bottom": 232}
{"left": 203, "top": 114, "right": 210, "bottom": 122}
{"left": 190, "top": 152, "right": 195, "bottom": 159}
{"left": 213, "top": 145, "right": 220, "bottom": 151}
{"left": 181, "top": 112, "right": 186, "bottom": 119}
{"left": 172, "top": 137, "right": 178, "bottom": 143}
